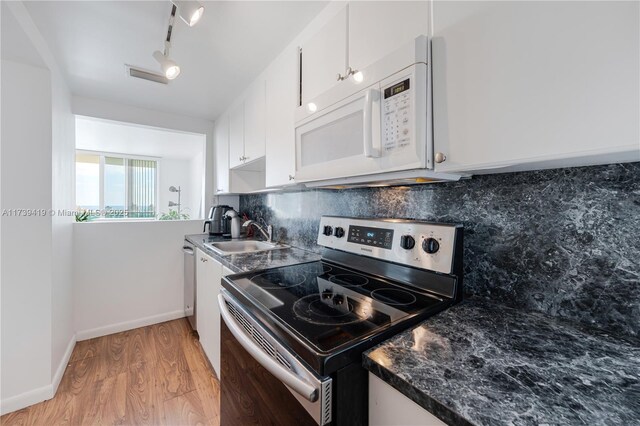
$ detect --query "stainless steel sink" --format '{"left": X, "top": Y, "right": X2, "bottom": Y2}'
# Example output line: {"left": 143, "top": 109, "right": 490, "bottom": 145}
{"left": 204, "top": 240, "right": 288, "bottom": 256}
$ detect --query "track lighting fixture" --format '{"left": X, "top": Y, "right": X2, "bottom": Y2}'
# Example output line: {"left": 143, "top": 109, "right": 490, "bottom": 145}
{"left": 153, "top": 42, "right": 181, "bottom": 80}
{"left": 142, "top": 1, "right": 204, "bottom": 82}
{"left": 352, "top": 71, "right": 364, "bottom": 83}
{"left": 172, "top": 0, "right": 205, "bottom": 27}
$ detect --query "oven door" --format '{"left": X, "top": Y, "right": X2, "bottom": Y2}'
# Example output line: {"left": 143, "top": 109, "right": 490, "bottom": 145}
{"left": 218, "top": 291, "right": 332, "bottom": 426}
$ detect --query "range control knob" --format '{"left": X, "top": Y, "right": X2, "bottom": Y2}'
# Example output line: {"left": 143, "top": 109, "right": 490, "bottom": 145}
{"left": 334, "top": 227, "right": 345, "bottom": 238}
{"left": 422, "top": 238, "right": 440, "bottom": 254}
{"left": 400, "top": 235, "right": 415, "bottom": 250}
{"left": 322, "top": 225, "right": 333, "bottom": 236}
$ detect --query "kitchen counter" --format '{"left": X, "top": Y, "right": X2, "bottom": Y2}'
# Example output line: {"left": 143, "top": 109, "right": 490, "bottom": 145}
{"left": 185, "top": 233, "right": 321, "bottom": 273}
{"left": 364, "top": 299, "right": 640, "bottom": 425}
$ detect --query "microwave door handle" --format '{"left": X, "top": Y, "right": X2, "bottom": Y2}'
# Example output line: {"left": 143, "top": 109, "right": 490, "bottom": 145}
{"left": 218, "top": 293, "right": 319, "bottom": 402}
{"left": 363, "top": 88, "right": 381, "bottom": 158}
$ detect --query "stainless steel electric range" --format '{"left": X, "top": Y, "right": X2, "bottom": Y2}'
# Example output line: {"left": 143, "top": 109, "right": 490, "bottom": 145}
{"left": 218, "top": 216, "right": 463, "bottom": 426}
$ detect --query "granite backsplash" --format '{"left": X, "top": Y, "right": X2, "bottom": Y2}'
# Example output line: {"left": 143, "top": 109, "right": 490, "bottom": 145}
{"left": 239, "top": 163, "right": 640, "bottom": 338}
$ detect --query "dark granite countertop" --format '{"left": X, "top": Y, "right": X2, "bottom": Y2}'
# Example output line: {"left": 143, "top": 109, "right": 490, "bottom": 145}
{"left": 364, "top": 299, "right": 640, "bottom": 426}
{"left": 185, "top": 233, "right": 321, "bottom": 273}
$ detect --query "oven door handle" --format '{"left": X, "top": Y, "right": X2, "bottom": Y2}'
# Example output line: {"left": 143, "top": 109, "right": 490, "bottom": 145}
{"left": 218, "top": 293, "right": 319, "bottom": 402}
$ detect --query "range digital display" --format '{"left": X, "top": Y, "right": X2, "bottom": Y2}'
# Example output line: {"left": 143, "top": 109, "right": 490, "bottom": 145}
{"left": 348, "top": 226, "right": 394, "bottom": 249}
{"left": 384, "top": 79, "right": 410, "bottom": 99}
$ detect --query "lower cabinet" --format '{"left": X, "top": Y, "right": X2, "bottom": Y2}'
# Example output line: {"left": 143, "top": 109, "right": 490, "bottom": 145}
{"left": 196, "top": 249, "right": 223, "bottom": 377}
{"left": 369, "top": 373, "right": 445, "bottom": 426}
{"left": 195, "top": 249, "right": 237, "bottom": 378}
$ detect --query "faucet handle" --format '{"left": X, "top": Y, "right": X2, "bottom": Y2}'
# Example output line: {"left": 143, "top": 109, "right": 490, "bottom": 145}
{"left": 267, "top": 225, "right": 273, "bottom": 242}
{"left": 224, "top": 209, "right": 239, "bottom": 218}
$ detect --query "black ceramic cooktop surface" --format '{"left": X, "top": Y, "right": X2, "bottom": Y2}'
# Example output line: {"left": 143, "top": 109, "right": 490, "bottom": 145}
{"left": 225, "top": 261, "right": 445, "bottom": 354}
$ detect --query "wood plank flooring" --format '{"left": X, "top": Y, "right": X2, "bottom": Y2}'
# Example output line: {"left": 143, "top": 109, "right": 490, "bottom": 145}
{"left": 1, "top": 319, "right": 220, "bottom": 426}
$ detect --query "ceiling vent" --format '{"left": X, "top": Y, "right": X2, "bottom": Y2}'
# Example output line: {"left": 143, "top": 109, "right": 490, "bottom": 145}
{"left": 125, "top": 64, "right": 169, "bottom": 85}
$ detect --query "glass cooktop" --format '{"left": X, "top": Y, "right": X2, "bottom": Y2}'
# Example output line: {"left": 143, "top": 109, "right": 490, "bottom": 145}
{"left": 224, "top": 261, "right": 445, "bottom": 354}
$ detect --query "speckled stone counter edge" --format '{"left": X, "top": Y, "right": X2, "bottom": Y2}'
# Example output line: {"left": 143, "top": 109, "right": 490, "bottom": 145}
{"left": 365, "top": 359, "right": 475, "bottom": 426}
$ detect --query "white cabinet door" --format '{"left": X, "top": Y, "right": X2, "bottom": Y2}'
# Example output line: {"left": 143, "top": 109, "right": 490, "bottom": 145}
{"left": 195, "top": 249, "right": 222, "bottom": 377}
{"left": 348, "top": 1, "right": 429, "bottom": 72}
{"left": 301, "top": 5, "right": 348, "bottom": 104}
{"left": 432, "top": 1, "right": 640, "bottom": 173}
{"left": 265, "top": 47, "right": 298, "bottom": 187}
{"left": 228, "top": 102, "right": 244, "bottom": 169}
{"left": 214, "top": 114, "right": 230, "bottom": 194}
{"left": 243, "top": 80, "right": 266, "bottom": 163}
{"left": 369, "top": 373, "right": 445, "bottom": 425}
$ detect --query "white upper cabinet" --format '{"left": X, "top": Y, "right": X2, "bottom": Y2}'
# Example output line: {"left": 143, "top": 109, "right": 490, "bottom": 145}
{"left": 243, "top": 79, "right": 266, "bottom": 164}
{"left": 214, "top": 113, "right": 230, "bottom": 194}
{"left": 228, "top": 102, "right": 244, "bottom": 169}
{"left": 301, "top": 5, "right": 348, "bottom": 104}
{"left": 348, "top": 1, "right": 429, "bottom": 73}
{"left": 432, "top": 1, "right": 640, "bottom": 173}
{"left": 301, "top": 2, "right": 429, "bottom": 105}
{"left": 228, "top": 80, "right": 266, "bottom": 169}
{"left": 265, "top": 47, "right": 298, "bottom": 187}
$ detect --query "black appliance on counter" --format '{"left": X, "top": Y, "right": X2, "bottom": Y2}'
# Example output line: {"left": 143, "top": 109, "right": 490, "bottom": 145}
{"left": 203, "top": 205, "right": 232, "bottom": 235}
{"left": 219, "top": 216, "right": 464, "bottom": 425}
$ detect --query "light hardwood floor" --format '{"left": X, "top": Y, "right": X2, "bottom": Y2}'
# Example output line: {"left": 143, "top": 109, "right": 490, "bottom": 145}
{"left": 1, "top": 319, "right": 220, "bottom": 425}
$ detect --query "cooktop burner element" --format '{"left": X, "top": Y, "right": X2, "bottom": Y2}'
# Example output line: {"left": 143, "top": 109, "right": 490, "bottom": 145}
{"left": 251, "top": 270, "right": 306, "bottom": 289}
{"left": 293, "top": 294, "right": 365, "bottom": 326}
{"left": 300, "top": 263, "right": 333, "bottom": 275}
{"left": 370, "top": 288, "right": 417, "bottom": 306}
{"left": 328, "top": 274, "right": 369, "bottom": 287}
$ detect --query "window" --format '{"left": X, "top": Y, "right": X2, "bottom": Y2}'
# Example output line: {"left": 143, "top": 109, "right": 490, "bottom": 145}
{"left": 76, "top": 152, "right": 157, "bottom": 219}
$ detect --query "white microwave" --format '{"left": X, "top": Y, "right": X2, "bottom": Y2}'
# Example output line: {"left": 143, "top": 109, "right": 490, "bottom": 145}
{"left": 294, "top": 36, "right": 460, "bottom": 186}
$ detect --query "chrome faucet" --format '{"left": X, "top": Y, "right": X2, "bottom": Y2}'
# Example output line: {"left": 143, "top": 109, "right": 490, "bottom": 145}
{"left": 243, "top": 220, "right": 273, "bottom": 243}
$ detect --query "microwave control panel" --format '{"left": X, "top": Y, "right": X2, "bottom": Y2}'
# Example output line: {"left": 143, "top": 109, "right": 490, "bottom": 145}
{"left": 382, "top": 78, "right": 412, "bottom": 153}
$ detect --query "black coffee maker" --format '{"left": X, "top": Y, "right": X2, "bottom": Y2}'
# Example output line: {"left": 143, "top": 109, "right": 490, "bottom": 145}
{"left": 203, "top": 205, "right": 233, "bottom": 235}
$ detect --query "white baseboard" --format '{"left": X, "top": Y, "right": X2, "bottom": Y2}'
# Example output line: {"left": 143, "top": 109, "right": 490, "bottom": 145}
{"left": 76, "top": 310, "right": 185, "bottom": 341}
{"left": 52, "top": 334, "right": 76, "bottom": 393}
{"left": 0, "top": 383, "right": 52, "bottom": 416}
{"left": 0, "top": 335, "right": 76, "bottom": 416}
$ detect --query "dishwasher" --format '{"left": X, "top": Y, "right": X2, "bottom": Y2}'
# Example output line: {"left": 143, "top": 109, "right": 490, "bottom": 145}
{"left": 183, "top": 240, "right": 197, "bottom": 330}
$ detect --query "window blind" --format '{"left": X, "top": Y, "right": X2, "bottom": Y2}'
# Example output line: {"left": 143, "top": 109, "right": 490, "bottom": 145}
{"left": 127, "top": 159, "right": 157, "bottom": 218}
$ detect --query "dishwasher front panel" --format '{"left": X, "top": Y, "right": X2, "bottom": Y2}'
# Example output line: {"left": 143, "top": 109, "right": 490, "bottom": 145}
{"left": 183, "top": 240, "right": 196, "bottom": 330}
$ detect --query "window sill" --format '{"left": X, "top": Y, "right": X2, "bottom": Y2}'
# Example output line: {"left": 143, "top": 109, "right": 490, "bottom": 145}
{"left": 75, "top": 218, "right": 202, "bottom": 224}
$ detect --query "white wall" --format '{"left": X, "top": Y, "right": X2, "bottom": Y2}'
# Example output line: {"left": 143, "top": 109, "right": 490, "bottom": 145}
{"left": 1, "top": 1, "right": 76, "bottom": 414}
{"left": 189, "top": 150, "right": 205, "bottom": 219}
{"left": 159, "top": 158, "right": 193, "bottom": 218}
{"left": 73, "top": 220, "right": 202, "bottom": 340}
{"left": 50, "top": 67, "right": 75, "bottom": 392}
{"left": 1, "top": 58, "right": 54, "bottom": 414}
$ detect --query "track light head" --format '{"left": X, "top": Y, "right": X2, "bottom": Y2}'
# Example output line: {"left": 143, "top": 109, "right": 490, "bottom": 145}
{"left": 153, "top": 50, "right": 181, "bottom": 80}
{"left": 173, "top": 1, "right": 204, "bottom": 27}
